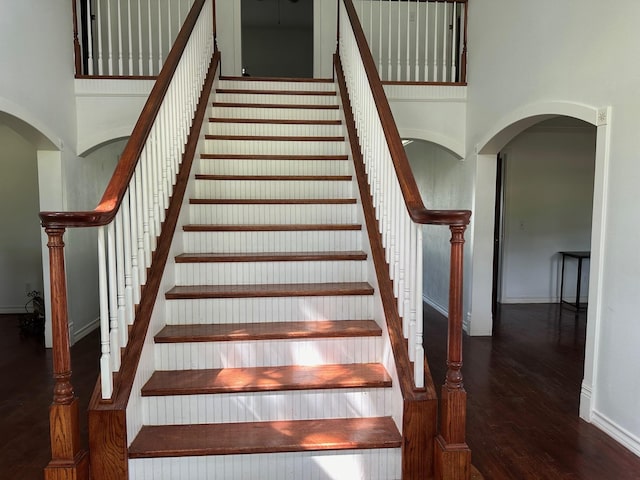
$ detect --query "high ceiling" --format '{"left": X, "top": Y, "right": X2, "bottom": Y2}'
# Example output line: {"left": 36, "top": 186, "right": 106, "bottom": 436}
{"left": 241, "top": 0, "right": 314, "bottom": 29}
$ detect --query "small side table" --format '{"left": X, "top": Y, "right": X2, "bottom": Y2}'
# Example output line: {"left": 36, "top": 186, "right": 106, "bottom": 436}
{"left": 559, "top": 251, "right": 590, "bottom": 310}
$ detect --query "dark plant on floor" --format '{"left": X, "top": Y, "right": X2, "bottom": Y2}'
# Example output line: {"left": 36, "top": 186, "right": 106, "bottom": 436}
{"left": 19, "top": 290, "right": 45, "bottom": 337}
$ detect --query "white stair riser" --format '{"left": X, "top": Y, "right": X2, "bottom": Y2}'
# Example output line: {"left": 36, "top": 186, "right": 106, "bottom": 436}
{"left": 216, "top": 93, "right": 337, "bottom": 106}
{"left": 211, "top": 106, "right": 340, "bottom": 121}
{"left": 218, "top": 80, "right": 336, "bottom": 92}
{"left": 189, "top": 204, "right": 357, "bottom": 225}
{"left": 204, "top": 139, "right": 346, "bottom": 156}
{"left": 166, "top": 295, "right": 372, "bottom": 325}
{"left": 129, "top": 449, "right": 402, "bottom": 480}
{"left": 155, "top": 337, "right": 383, "bottom": 370}
{"left": 175, "top": 260, "right": 367, "bottom": 286}
{"left": 194, "top": 179, "right": 353, "bottom": 199}
{"left": 208, "top": 122, "right": 343, "bottom": 137}
{"left": 182, "top": 230, "right": 362, "bottom": 254}
{"left": 142, "top": 388, "right": 394, "bottom": 425}
{"left": 198, "top": 158, "right": 350, "bottom": 176}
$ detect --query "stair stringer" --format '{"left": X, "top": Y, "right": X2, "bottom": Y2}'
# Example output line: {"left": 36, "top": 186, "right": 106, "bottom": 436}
{"left": 334, "top": 58, "right": 440, "bottom": 480}
{"left": 122, "top": 72, "right": 224, "bottom": 448}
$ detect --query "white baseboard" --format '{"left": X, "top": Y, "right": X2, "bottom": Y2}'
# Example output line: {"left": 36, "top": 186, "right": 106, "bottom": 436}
{"left": 74, "top": 316, "right": 100, "bottom": 343}
{"left": 579, "top": 382, "right": 593, "bottom": 421}
{"left": 500, "top": 296, "right": 588, "bottom": 304}
{"left": 423, "top": 295, "right": 448, "bottom": 317}
{"left": 0, "top": 305, "right": 26, "bottom": 314}
{"left": 591, "top": 410, "right": 640, "bottom": 457}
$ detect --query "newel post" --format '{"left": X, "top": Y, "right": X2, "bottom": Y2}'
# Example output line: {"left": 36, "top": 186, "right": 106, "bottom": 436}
{"left": 434, "top": 224, "right": 471, "bottom": 480}
{"left": 44, "top": 227, "right": 90, "bottom": 480}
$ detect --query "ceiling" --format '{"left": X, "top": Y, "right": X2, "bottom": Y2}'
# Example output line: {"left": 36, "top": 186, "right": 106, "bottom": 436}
{"left": 241, "top": 0, "right": 314, "bottom": 29}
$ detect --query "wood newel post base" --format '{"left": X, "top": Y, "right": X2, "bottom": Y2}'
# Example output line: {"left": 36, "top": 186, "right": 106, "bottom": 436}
{"left": 44, "top": 226, "right": 90, "bottom": 480}
{"left": 45, "top": 399, "right": 90, "bottom": 480}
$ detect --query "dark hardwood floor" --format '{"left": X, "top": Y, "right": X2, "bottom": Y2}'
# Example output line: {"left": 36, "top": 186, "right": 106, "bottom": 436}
{"left": 2, "top": 304, "right": 639, "bottom": 479}
{"left": 425, "top": 303, "right": 640, "bottom": 479}
{"left": 0, "top": 314, "right": 98, "bottom": 480}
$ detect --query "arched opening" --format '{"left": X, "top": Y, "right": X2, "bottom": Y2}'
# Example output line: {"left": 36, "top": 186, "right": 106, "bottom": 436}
{"left": 471, "top": 102, "right": 609, "bottom": 423}
{"left": 240, "top": 0, "right": 314, "bottom": 78}
{"left": 403, "top": 137, "right": 463, "bottom": 314}
{"left": 0, "top": 114, "right": 48, "bottom": 326}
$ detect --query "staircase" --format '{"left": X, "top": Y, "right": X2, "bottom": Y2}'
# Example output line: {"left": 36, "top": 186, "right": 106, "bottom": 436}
{"left": 126, "top": 77, "right": 405, "bottom": 479}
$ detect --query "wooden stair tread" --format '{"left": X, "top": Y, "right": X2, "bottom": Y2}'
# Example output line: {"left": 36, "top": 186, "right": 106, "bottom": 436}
{"left": 183, "top": 224, "right": 362, "bottom": 232}
{"left": 195, "top": 174, "right": 351, "bottom": 181}
{"left": 141, "top": 363, "right": 391, "bottom": 396}
{"left": 175, "top": 251, "right": 367, "bottom": 262}
{"left": 129, "top": 417, "right": 401, "bottom": 458}
{"left": 213, "top": 102, "right": 339, "bottom": 110}
{"left": 200, "top": 153, "right": 348, "bottom": 160}
{"left": 165, "top": 282, "right": 374, "bottom": 299}
{"left": 189, "top": 198, "right": 357, "bottom": 205}
{"left": 216, "top": 88, "right": 336, "bottom": 96}
{"left": 155, "top": 320, "right": 381, "bottom": 343}
{"left": 209, "top": 118, "right": 342, "bottom": 125}
{"left": 205, "top": 134, "right": 344, "bottom": 141}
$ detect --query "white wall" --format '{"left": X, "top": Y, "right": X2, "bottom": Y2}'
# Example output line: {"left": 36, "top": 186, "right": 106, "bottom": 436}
{"left": 404, "top": 139, "right": 463, "bottom": 315}
{"left": 500, "top": 121, "right": 596, "bottom": 304}
{"left": 463, "top": 0, "right": 640, "bottom": 456}
{"left": 0, "top": 125, "right": 43, "bottom": 312}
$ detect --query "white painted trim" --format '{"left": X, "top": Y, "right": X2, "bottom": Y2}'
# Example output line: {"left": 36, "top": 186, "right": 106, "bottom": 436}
{"left": 581, "top": 107, "right": 612, "bottom": 424}
{"left": 74, "top": 79, "right": 155, "bottom": 96}
{"left": 579, "top": 381, "right": 593, "bottom": 421}
{"left": 591, "top": 410, "right": 640, "bottom": 457}
{"left": 78, "top": 128, "right": 133, "bottom": 157}
{"left": 470, "top": 100, "right": 611, "bottom": 426}
{"left": 397, "top": 127, "right": 465, "bottom": 159}
{"left": 0, "top": 96, "right": 61, "bottom": 150}
{"left": 74, "top": 316, "right": 100, "bottom": 343}
{"left": 500, "top": 297, "right": 588, "bottom": 304}
{"left": 476, "top": 101, "right": 598, "bottom": 155}
{"left": 0, "top": 305, "right": 26, "bottom": 314}
{"left": 423, "top": 294, "right": 447, "bottom": 318}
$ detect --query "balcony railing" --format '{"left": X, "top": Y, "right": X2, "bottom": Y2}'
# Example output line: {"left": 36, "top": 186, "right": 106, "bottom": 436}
{"left": 73, "top": 0, "right": 196, "bottom": 77}
{"left": 353, "top": 0, "right": 467, "bottom": 83}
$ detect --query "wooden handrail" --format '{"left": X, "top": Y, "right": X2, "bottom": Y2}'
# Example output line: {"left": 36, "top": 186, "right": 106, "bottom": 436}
{"left": 339, "top": 1, "right": 471, "bottom": 477}
{"left": 41, "top": 0, "right": 208, "bottom": 229}
{"left": 340, "top": 0, "right": 471, "bottom": 228}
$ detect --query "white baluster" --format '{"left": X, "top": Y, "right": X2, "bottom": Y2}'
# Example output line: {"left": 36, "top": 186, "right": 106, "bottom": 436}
{"left": 116, "top": 0, "right": 123, "bottom": 75}
{"left": 406, "top": 0, "right": 411, "bottom": 81}
{"left": 424, "top": 0, "right": 429, "bottom": 81}
{"left": 387, "top": 0, "right": 392, "bottom": 81}
{"left": 396, "top": 0, "right": 401, "bottom": 80}
{"left": 127, "top": 0, "right": 133, "bottom": 74}
{"left": 107, "top": 221, "right": 120, "bottom": 371}
{"left": 378, "top": 0, "right": 383, "bottom": 76}
{"left": 87, "top": 0, "right": 95, "bottom": 75}
{"left": 137, "top": 0, "right": 143, "bottom": 74}
{"left": 129, "top": 171, "right": 141, "bottom": 302}
{"left": 157, "top": 1, "right": 163, "bottom": 72}
{"left": 405, "top": 216, "right": 416, "bottom": 339}
{"left": 115, "top": 209, "right": 127, "bottom": 348}
{"left": 415, "top": 0, "right": 420, "bottom": 81}
{"left": 148, "top": 0, "right": 154, "bottom": 74}
{"left": 98, "top": 226, "right": 112, "bottom": 398}
{"left": 97, "top": 0, "right": 104, "bottom": 75}
{"left": 414, "top": 225, "right": 424, "bottom": 388}
{"left": 442, "top": 0, "right": 448, "bottom": 82}
{"left": 106, "top": 0, "right": 113, "bottom": 75}
{"left": 122, "top": 190, "right": 134, "bottom": 326}
{"left": 433, "top": 1, "right": 438, "bottom": 82}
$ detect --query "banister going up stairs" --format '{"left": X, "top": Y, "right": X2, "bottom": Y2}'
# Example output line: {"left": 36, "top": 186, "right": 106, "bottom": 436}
{"left": 41, "top": 1, "right": 471, "bottom": 478}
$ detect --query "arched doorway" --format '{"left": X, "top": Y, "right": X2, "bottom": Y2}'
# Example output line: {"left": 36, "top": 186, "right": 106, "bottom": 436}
{"left": 470, "top": 102, "right": 611, "bottom": 422}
